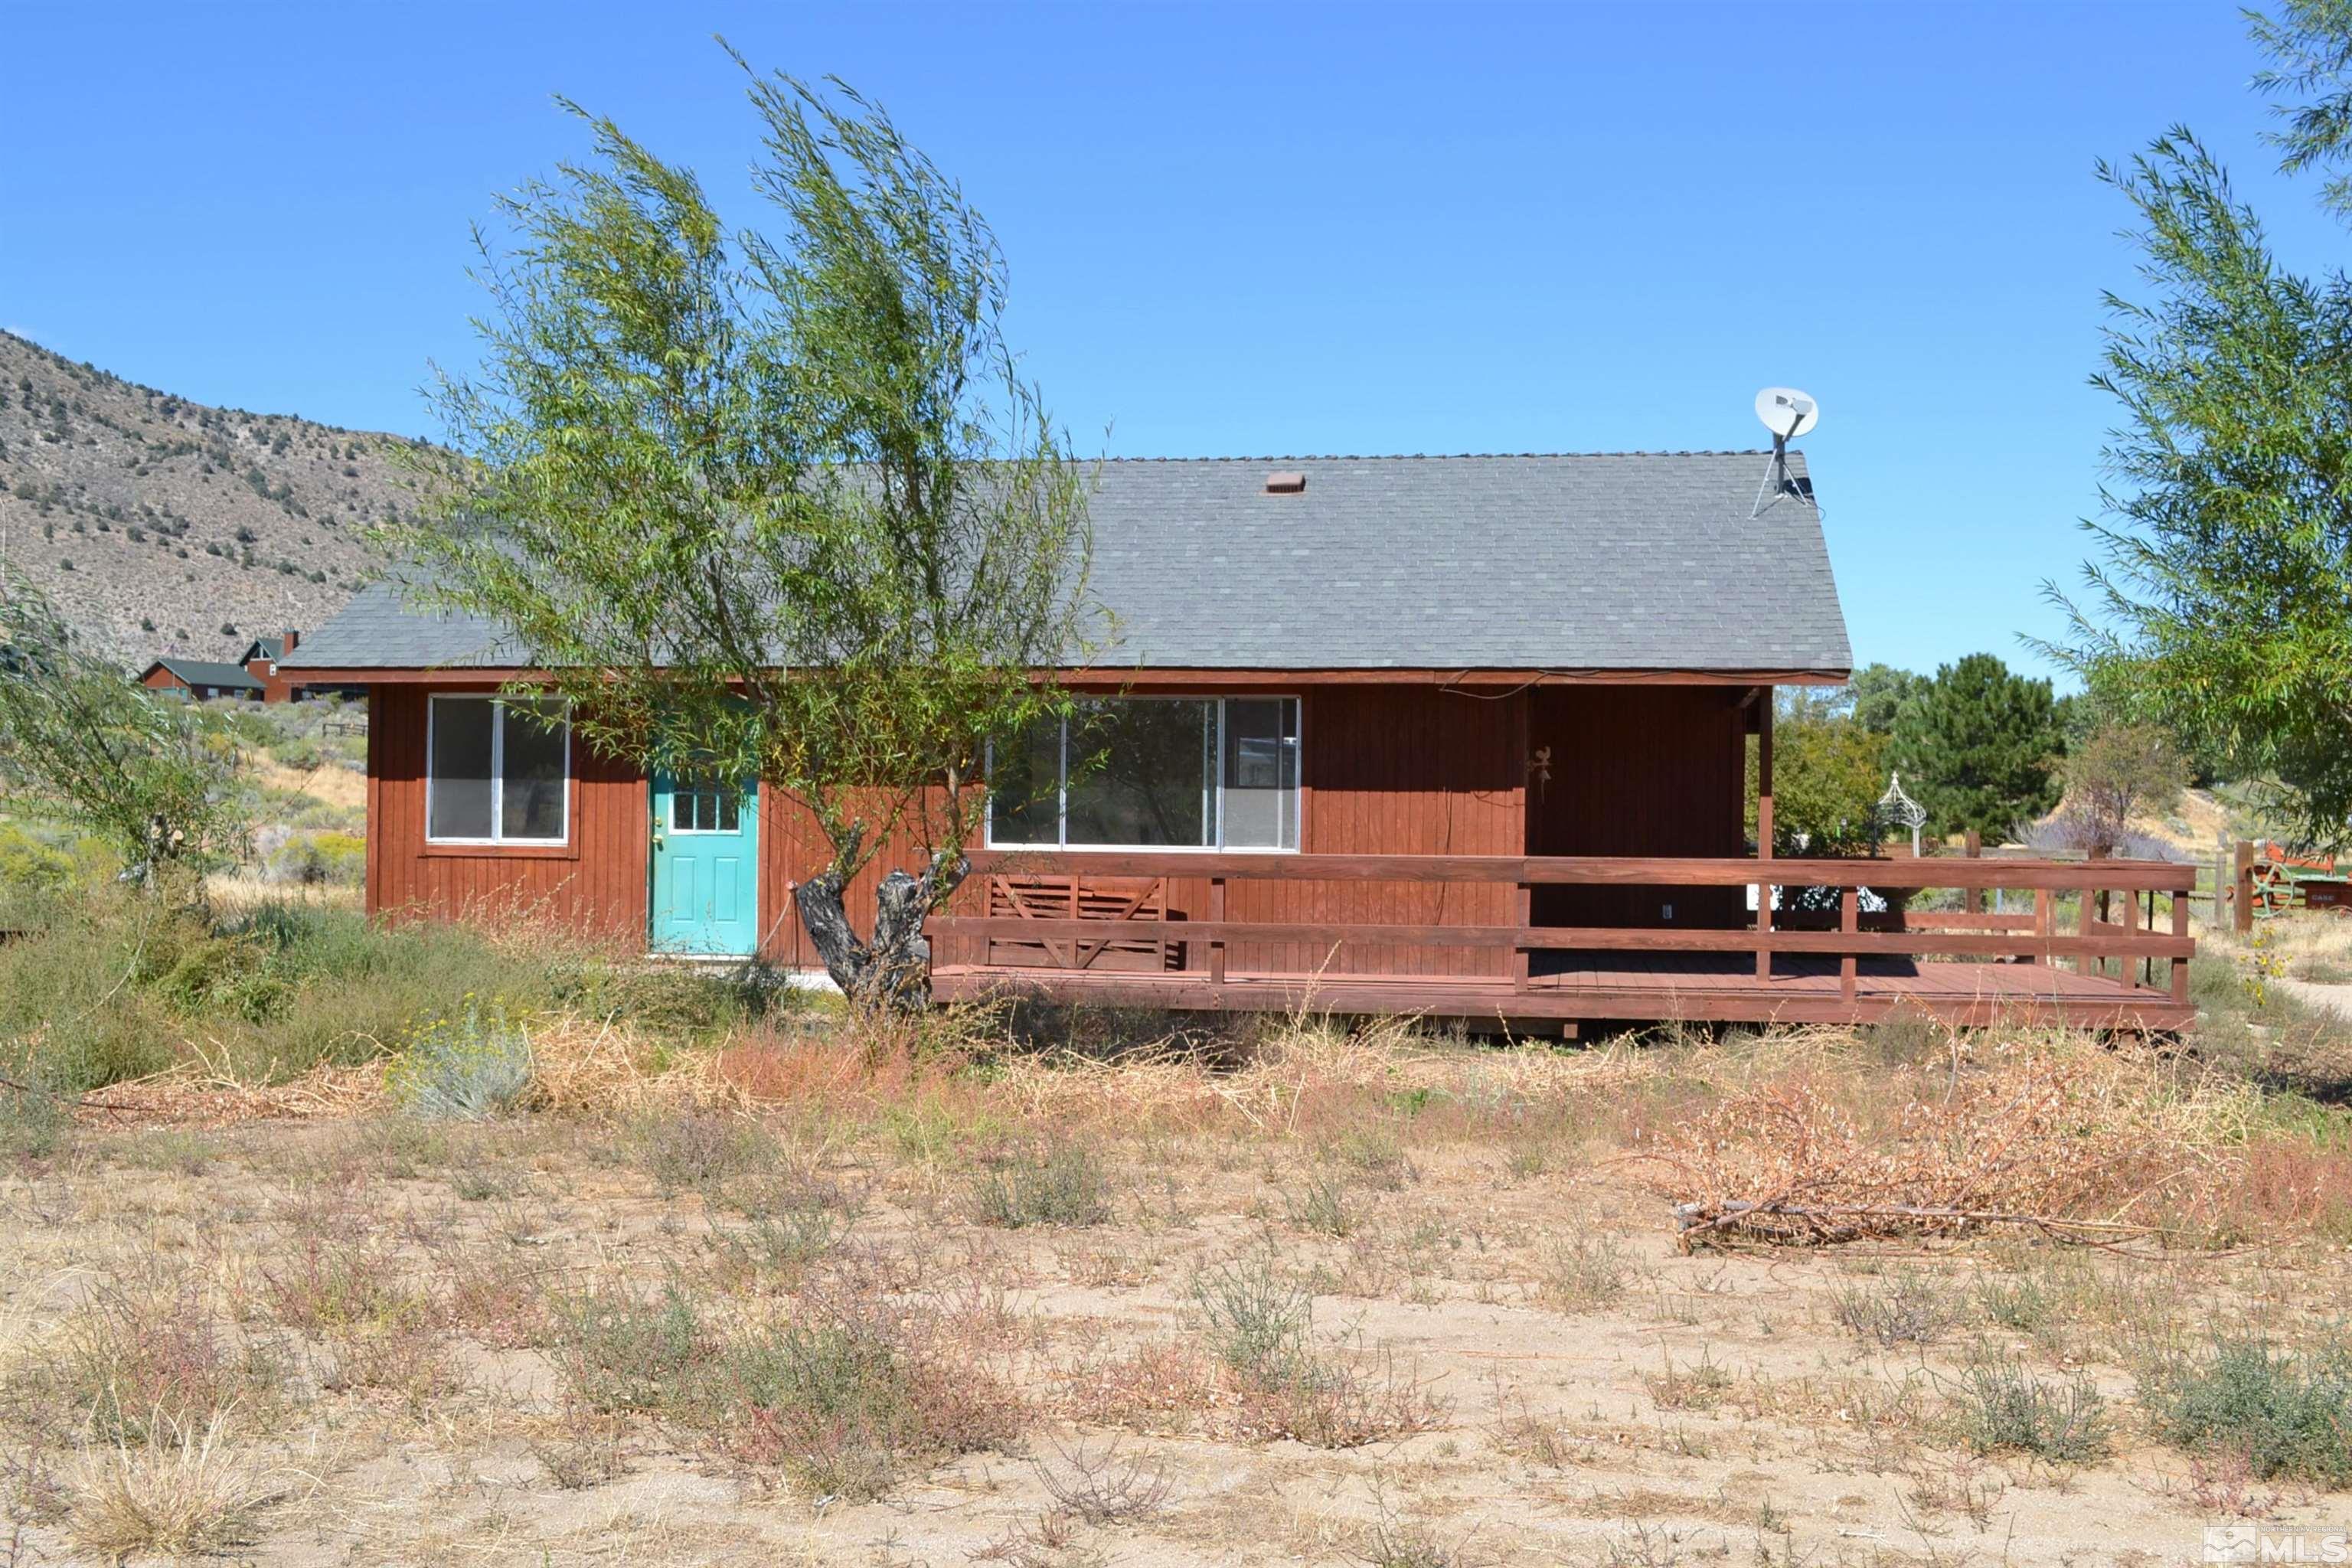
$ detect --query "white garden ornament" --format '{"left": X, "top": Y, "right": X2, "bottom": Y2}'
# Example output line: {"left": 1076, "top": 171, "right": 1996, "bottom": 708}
{"left": 1877, "top": 772, "right": 1929, "bottom": 857}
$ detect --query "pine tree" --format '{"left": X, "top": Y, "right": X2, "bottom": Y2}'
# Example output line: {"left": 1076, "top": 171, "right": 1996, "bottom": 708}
{"left": 1888, "top": 654, "right": 2063, "bottom": 841}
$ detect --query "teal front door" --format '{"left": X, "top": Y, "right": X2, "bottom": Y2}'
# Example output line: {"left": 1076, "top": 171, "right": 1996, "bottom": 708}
{"left": 649, "top": 772, "right": 758, "bottom": 955}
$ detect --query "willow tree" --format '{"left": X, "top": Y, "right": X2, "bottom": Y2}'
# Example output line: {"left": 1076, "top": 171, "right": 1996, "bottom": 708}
{"left": 403, "top": 56, "right": 1096, "bottom": 1006}
{"left": 0, "top": 570, "right": 247, "bottom": 899}
{"left": 2051, "top": 5, "right": 2352, "bottom": 844}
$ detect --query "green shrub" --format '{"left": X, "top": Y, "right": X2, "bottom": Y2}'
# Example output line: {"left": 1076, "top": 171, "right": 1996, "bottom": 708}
{"left": 0, "top": 1078, "right": 67, "bottom": 1162}
{"left": 549, "top": 1282, "right": 707, "bottom": 1414}
{"left": 1540, "top": 1232, "right": 1632, "bottom": 1312}
{"left": 385, "top": 998, "right": 532, "bottom": 1119}
{"left": 969, "top": 1141, "right": 1112, "bottom": 1228}
{"left": 630, "top": 1109, "right": 774, "bottom": 1198}
{"left": 545, "top": 1282, "right": 1018, "bottom": 1500}
{"left": 2144, "top": 1331, "right": 2352, "bottom": 1484}
{"left": 1952, "top": 1353, "right": 2110, "bottom": 1463}
{"left": 1284, "top": 1168, "right": 1359, "bottom": 1237}
{"left": 1192, "top": 1254, "right": 1316, "bottom": 1386}
{"left": 1833, "top": 1269, "right": 1961, "bottom": 1347}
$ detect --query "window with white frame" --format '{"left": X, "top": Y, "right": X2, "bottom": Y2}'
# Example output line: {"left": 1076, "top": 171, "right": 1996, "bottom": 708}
{"left": 426, "top": 695, "right": 571, "bottom": 844}
{"left": 988, "top": 697, "right": 1299, "bottom": 850}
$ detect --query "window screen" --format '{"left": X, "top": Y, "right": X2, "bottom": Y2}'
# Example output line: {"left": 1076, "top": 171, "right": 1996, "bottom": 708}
{"left": 426, "top": 697, "right": 495, "bottom": 840}
{"left": 426, "top": 697, "right": 569, "bottom": 844}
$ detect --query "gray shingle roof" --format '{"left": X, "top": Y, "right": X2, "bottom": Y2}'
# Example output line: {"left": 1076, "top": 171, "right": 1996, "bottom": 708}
{"left": 283, "top": 451, "right": 1851, "bottom": 675}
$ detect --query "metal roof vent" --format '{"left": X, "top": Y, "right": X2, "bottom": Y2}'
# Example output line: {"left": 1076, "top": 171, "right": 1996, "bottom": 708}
{"left": 1263, "top": 470, "right": 1306, "bottom": 494}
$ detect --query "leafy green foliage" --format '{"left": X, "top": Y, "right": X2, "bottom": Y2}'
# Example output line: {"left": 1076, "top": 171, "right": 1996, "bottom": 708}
{"left": 0, "top": 569, "right": 250, "bottom": 893}
{"left": 1749, "top": 696, "right": 1889, "bottom": 854}
{"left": 400, "top": 54, "right": 1095, "bottom": 1003}
{"left": 2049, "top": 721, "right": 2190, "bottom": 857}
{"left": 2145, "top": 1330, "right": 2352, "bottom": 1483}
{"left": 1888, "top": 654, "right": 2062, "bottom": 840}
{"left": 1847, "top": 662, "right": 1922, "bottom": 735}
{"left": 2253, "top": 0, "right": 2352, "bottom": 217}
{"left": 2053, "top": 16, "right": 2352, "bottom": 844}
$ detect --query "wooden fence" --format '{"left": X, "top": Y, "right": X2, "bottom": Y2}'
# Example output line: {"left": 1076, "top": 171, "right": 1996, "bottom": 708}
{"left": 933, "top": 849, "right": 2197, "bottom": 1016}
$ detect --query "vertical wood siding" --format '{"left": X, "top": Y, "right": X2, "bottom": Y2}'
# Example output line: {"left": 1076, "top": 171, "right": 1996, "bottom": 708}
{"left": 1526, "top": 686, "right": 1747, "bottom": 929}
{"left": 366, "top": 686, "right": 649, "bottom": 947}
{"left": 366, "top": 681, "right": 1743, "bottom": 977}
{"left": 756, "top": 686, "right": 1529, "bottom": 980}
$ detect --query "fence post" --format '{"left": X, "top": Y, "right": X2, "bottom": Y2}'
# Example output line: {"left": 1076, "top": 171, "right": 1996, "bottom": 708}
{"left": 1512, "top": 880, "right": 1531, "bottom": 995}
{"left": 2172, "top": 877, "right": 2191, "bottom": 1005}
{"left": 1207, "top": 875, "right": 1227, "bottom": 987}
{"left": 2234, "top": 839, "right": 2256, "bottom": 935}
{"left": 1754, "top": 694, "right": 1774, "bottom": 982}
{"left": 2082, "top": 845, "right": 2107, "bottom": 978}
{"left": 1840, "top": 886, "right": 1858, "bottom": 1003}
{"left": 2119, "top": 880, "right": 2144, "bottom": 991}
{"left": 1963, "top": 830, "right": 1981, "bottom": 916}
{"left": 2028, "top": 887, "right": 2050, "bottom": 966}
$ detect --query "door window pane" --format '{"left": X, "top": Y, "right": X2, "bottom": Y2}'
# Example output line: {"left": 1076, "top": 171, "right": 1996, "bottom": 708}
{"left": 427, "top": 698, "right": 495, "bottom": 839}
{"left": 1065, "top": 699, "right": 1211, "bottom": 847}
{"left": 499, "top": 701, "right": 568, "bottom": 841}
{"left": 1223, "top": 698, "right": 1299, "bottom": 848}
{"left": 668, "top": 777, "right": 743, "bottom": 834}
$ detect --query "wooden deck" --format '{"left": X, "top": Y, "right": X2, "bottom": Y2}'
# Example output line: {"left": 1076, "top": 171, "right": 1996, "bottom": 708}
{"left": 929, "top": 851, "right": 2199, "bottom": 1031}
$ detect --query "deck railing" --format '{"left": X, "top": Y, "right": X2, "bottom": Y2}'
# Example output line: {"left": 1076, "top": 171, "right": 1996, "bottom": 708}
{"left": 932, "top": 850, "right": 2199, "bottom": 1008}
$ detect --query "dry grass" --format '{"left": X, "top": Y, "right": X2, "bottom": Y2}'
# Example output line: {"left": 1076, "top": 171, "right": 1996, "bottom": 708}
{"left": 64, "top": 1413, "right": 277, "bottom": 1562}
{"left": 3, "top": 913, "right": 2352, "bottom": 1561}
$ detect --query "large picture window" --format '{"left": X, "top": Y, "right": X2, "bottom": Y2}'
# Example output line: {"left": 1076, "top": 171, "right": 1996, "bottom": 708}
{"left": 426, "top": 695, "right": 570, "bottom": 844}
{"left": 988, "top": 697, "right": 1299, "bottom": 851}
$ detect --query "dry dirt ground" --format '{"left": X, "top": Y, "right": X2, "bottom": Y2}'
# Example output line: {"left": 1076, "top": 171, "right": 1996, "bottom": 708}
{"left": 0, "top": 1086, "right": 2340, "bottom": 1568}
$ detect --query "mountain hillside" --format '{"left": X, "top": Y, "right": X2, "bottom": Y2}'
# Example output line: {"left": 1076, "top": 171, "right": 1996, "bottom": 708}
{"left": 0, "top": 330, "right": 430, "bottom": 665}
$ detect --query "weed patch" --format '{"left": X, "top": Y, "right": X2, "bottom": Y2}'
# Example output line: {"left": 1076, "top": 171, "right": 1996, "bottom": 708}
{"left": 1949, "top": 1354, "right": 2111, "bottom": 1464}
{"left": 2144, "top": 1331, "right": 2352, "bottom": 1485}
{"left": 970, "top": 1141, "right": 1112, "bottom": 1229}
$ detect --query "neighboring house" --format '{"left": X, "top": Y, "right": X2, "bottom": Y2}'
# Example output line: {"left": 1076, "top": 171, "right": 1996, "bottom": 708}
{"left": 283, "top": 450, "right": 2193, "bottom": 1030}
{"left": 139, "top": 657, "right": 266, "bottom": 701}
{"left": 140, "top": 630, "right": 310, "bottom": 702}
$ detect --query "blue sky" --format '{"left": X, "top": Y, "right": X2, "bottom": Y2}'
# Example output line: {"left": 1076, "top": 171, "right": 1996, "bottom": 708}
{"left": 2, "top": 2, "right": 2336, "bottom": 683}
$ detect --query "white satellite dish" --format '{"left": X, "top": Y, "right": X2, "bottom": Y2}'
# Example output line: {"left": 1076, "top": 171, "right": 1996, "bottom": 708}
{"left": 1754, "top": 387, "right": 1820, "bottom": 439}
{"left": 1749, "top": 386, "right": 1821, "bottom": 517}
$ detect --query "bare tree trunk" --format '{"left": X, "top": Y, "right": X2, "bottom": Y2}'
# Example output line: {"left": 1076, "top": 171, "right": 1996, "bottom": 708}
{"left": 792, "top": 856, "right": 968, "bottom": 1010}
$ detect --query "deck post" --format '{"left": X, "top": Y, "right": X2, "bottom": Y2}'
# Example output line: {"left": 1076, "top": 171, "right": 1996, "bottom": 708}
{"left": 1512, "top": 880, "right": 1531, "bottom": 995}
{"left": 2028, "top": 887, "right": 2050, "bottom": 965}
{"left": 1755, "top": 689, "right": 1774, "bottom": 982}
{"left": 2119, "top": 880, "right": 2144, "bottom": 990}
{"left": 1963, "top": 830, "right": 1981, "bottom": 916}
{"left": 2171, "top": 881, "right": 2190, "bottom": 1005}
{"left": 2082, "top": 847, "right": 2106, "bottom": 978}
{"left": 2233, "top": 839, "right": 2255, "bottom": 935}
{"left": 1207, "top": 876, "right": 1227, "bottom": 987}
{"left": 1839, "top": 886, "right": 1857, "bottom": 1002}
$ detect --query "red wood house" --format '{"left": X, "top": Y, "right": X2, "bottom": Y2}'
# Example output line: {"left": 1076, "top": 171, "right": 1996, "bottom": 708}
{"left": 140, "top": 632, "right": 307, "bottom": 703}
{"left": 283, "top": 452, "right": 2194, "bottom": 1031}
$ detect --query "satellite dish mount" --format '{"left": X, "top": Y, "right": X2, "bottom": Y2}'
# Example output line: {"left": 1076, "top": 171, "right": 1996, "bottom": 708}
{"left": 1750, "top": 387, "right": 1820, "bottom": 518}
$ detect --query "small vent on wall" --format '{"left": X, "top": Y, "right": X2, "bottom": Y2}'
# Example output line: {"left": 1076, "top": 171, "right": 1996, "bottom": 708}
{"left": 1263, "top": 471, "right": 1306, "bottom": 494}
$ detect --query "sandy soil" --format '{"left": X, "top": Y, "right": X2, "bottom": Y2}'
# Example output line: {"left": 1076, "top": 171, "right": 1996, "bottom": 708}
{"left": 0, "top": 1109, "right": 2336, "bottom": 1568}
